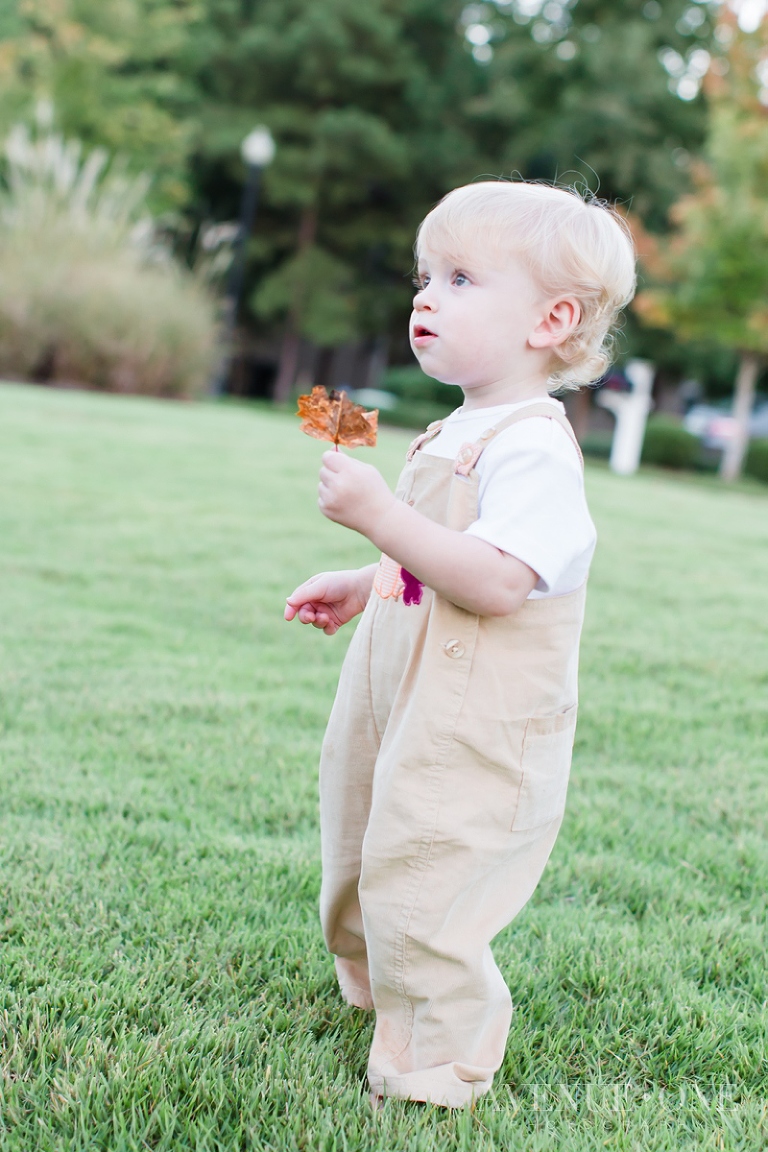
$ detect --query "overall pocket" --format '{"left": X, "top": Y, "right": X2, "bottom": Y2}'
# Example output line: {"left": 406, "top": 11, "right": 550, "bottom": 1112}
{"left": 511, "top": 704, "right": 578, "bottom": 831}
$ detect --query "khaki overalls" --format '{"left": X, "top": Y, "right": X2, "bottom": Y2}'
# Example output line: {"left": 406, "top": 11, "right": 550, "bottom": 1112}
{"left": 319, "top": 403, "right": 587, "bottom": 1107}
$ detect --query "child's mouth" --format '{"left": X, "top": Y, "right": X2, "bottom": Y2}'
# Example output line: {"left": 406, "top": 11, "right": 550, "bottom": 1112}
{"left": 412, "top": 325, "right": 437, "bottom": 347}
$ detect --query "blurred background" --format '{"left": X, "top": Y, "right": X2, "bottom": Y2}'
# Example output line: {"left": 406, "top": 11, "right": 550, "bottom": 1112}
{"left": 1, "top": 0, "right": 768, "bottom": 482}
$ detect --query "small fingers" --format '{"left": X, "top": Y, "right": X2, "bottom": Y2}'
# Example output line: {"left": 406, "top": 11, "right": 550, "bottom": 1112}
{"left": 285, "top": 595, "right": 318, "bottom": 621}
{"left": 286, "top": 575, "right": 326, "bottom": 607}
{"left": 284, "top": 599, "right": 337, "bottom": 635}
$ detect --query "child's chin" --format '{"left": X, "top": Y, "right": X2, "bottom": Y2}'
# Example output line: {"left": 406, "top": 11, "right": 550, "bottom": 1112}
{"left": 434, "top": 373, "right": 467, "bottom": 389}
{"left": 415, "top": 363, "right": 460, "bottom": 387}
{"left": 411, "top": 354, "right": 465, "bottom": 390}
{"left": 414, "top": 363, "right": 442, "bottom": 383}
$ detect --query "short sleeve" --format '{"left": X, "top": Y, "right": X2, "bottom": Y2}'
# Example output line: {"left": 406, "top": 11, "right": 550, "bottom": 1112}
{"left": 464, "top": 418, "right": 596, "bottom": 595}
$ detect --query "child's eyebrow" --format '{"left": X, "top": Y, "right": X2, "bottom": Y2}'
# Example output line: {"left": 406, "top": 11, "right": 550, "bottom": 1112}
{"left": 416, "top": 256, "right": 471, "bottom": 271}
{"left": 415, "top": 252, "right": 480, "bottom": 280}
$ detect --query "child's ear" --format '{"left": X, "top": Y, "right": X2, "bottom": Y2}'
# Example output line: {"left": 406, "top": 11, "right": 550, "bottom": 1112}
{"left": 528, "top": 298, "right": 580, "bottom": 350}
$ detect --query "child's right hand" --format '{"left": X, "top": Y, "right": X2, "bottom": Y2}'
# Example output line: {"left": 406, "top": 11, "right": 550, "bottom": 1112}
{"left": 284, "top": 567, "right": 374, "bottom": 635}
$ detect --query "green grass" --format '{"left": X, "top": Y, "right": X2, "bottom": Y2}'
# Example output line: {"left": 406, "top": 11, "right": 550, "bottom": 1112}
{"left": 0, "top": 382, "right": 765, "bottom": 1151}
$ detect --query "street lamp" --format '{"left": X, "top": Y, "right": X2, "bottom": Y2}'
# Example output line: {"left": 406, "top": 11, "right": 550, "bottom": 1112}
{"left": 211, "top": 126, "right": 276, "bottom": 396}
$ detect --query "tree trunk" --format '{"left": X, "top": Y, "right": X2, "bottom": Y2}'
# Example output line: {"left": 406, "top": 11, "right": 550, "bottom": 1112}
{"left": 720, "top": 352, "right": 759, "bottom": 482}
{"left": 273, "top": 330, "right": 301, "bottom": 405}
{"left": 365, "top": 335, "right": 390, "bottom": 391}
{"left": 314, "top": 346, "right": 335, "bottom": 392}
{"left": 272, "top": 206, "right": 318, "bottom": 405}
{"left": 568, "top": 386, "right": 592, "bottom": 445}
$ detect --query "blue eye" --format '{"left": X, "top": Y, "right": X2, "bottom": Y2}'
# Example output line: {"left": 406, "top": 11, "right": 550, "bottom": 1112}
{"left": 412, "top": 274, "right": 430, "bottom": 290}
{"left": 454, "top": 273, "right": 470, "bottom": 287}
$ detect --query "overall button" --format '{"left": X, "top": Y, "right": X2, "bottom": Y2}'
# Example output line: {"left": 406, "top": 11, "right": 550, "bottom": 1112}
{"left": 442, "top": 639, "right": 465, "bottom": 659}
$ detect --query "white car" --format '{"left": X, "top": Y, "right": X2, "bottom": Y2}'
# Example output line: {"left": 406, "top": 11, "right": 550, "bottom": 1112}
{"left": 683, "top": 402, "right": 768, "bottom": 450}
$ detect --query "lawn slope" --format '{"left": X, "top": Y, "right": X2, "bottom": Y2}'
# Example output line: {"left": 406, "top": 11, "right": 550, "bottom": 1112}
{"left": 0, "top": 383, "right": 765, "bottom": 1151}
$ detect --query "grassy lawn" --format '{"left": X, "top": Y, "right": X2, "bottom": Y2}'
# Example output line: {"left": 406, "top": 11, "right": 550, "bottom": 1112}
{"left": 0, "top": 381, "right": 765, "bottom": 1151}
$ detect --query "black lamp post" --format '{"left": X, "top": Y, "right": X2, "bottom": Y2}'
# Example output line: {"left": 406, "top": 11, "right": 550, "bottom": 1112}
{"left": 211, "top": 126, "right": 276, "bottom": 396}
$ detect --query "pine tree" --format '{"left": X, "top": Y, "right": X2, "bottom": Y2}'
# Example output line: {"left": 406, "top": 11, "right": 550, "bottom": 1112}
{"left": 463, "top": 0, "right": 713, "bottom": 225}
{"left": 182, "top": 0, "right": 486, "bottom": 399}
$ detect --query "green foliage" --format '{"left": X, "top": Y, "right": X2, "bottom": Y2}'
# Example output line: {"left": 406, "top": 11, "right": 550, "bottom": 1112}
{"left": 187, "top": 0, "right": 483, "bottom": 348}
{"left": 635, "top": 18, "right": 768, "bottom": 356}
{"left": 0, "top": 0, "right": 197, "bottom": 208}
{"left": 193, "top": 0, "right": 712, "bottom": 351}
{"left": 475, "top": 0, "right": 711, "bottom": 226}
{"left": 1, "top": 0, "right": 721, "bottom": 365}
{"left": 744, "top": 438, "right": 768, "bottom": 484}
{"left": 377, "top": 364, "right": 460, "bottom": 429}
{"left": 641, "top": 416, "right": 700, "bottom": 470}
{"left": 0, "top": 120, "right": 218, "bottom": 396}
{"left": 658, "top": 188, "right": 768, "bottom": 355}
{"left": 253, "top": 245, "right": 356, "bottom": 347}
{"left": 382, "top": 364, "right": 458, "bottom": 407}
{"left": 0, "top": 385, "right": 766, "bottom": 1148}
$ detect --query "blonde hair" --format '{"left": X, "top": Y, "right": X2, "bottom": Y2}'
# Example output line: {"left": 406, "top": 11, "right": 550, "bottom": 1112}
{"left": 415, "top": 180, "right": 637, "bottom": 390}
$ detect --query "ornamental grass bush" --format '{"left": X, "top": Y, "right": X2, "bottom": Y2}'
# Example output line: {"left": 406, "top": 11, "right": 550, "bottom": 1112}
{"left": 0, "top": 119, "right": 219, "bottom": 397}
{"left": 641, "top": 415, "right": 700, "bottom": 470}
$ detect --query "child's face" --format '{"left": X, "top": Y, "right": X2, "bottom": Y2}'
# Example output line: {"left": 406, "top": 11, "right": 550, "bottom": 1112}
{"left": 409, "top": 245, "right": 551, "bottom": 400}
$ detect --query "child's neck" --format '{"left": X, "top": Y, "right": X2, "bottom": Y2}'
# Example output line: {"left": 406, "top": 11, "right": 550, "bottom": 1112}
{"left": 459, "top": 372, "right": 552, "bottom": 412}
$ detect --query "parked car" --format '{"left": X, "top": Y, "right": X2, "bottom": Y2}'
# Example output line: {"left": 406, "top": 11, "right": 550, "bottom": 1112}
{"left": 682, "top": 402, "right": 768, "bottom": 450}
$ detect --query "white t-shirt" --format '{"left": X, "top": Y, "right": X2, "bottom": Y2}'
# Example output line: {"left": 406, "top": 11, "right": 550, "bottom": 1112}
{"left": 421, "top": 397, "right": 596, "bottom": 599}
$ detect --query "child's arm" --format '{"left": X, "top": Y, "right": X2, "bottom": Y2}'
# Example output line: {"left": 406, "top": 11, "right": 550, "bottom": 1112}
{"left": 317, "top": 452, "right": 539, "bottom": 616}
{"left": 285, "top": 564, "right": 377, "bottom": 635}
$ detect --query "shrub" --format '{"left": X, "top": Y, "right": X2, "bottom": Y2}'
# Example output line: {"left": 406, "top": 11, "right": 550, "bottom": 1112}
{"left": 641, "top": 416, "right": 700, "bottom": 470}
{"left": 744, "top": 438, "right": 768, "bottom": 484}
{"left": 0, "top": 118, "right": 219, "bottom": 397}
{"left": 378, "top": 364, "right": 460, "bottom": 429}
{"left": 382, "top": 364, "right": 458, "bottom": 408}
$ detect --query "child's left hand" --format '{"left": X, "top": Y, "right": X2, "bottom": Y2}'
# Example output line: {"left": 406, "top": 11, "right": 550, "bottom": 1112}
{"left": 319, "top": 451, "right": 395, "bottom": 537}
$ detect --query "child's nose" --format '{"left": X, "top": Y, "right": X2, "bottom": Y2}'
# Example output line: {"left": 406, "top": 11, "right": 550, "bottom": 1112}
{"left": 414, "top": 288, "right": 436, "bottom": 311}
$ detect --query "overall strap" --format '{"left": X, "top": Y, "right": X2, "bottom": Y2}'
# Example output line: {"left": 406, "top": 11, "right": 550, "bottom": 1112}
{"left": 454, "top": 402, "right": 583, "bottom": 476}
{"left": 406, "top": 418, "right": 446, "bottom": 461}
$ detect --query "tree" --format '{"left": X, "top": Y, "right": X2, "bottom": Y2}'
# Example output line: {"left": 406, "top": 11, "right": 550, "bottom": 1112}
{"left": 0, "top": 0, "right": 732, "bottom": 401}
{"left": 460, "top": 0, "right": 715, "bottom": 226}
{"left": 633, "top": 7, "right": 768, "bottom": 480}
{"left": 0, "top": 0, "right": 199, "bottom": 209}
{"left": 181, "top": 0, "right": 488, "bottom": 400}
{"left": 182, "top": 0, "right": 726, "bottom": 398}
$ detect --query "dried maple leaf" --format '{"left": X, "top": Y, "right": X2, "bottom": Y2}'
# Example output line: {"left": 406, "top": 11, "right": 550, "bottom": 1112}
{"left": 296, "top": 385, "right": 378, "bottom": 449}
